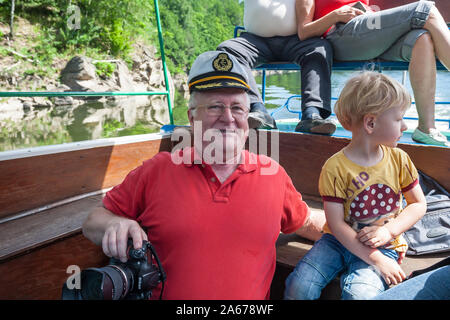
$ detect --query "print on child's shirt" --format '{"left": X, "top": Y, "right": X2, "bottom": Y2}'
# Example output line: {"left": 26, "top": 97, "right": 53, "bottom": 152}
{"left": 349, "top": 182, "right": 401, "bottom": 231}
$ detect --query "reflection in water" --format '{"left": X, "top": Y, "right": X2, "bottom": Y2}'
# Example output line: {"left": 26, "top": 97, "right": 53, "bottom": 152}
{"left": 259, "top": 70, "right": 450, "bottom": 121}
{"left": 2, "top": 70, "right": 448, "bottom": 152}
{"left": 0, "top": 96, "right": 168, "bottom": 151}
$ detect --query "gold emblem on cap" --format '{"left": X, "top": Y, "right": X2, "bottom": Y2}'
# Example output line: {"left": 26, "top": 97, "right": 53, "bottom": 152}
{"left": 194, "top": 83, "right": 223, "bottom": 89}
{"left": 213, "top": 53, "right": 233, "bottom": 72}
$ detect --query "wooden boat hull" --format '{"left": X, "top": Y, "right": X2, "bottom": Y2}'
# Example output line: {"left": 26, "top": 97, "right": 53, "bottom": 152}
{"left": 0, "top": 133, "right": 173, "bottom": 299}
{"left": 0, "top": 131, "right": 449, "bottom": 299}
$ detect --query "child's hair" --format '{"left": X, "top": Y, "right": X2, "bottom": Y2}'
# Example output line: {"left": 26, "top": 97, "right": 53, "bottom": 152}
{"left": 334, "top": 71, "right": 412, "bottom": 130}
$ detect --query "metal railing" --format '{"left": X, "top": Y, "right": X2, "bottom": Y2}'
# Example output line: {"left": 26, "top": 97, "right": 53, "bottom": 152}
{"left": 270, "top": 95, "right": 450, "bottom": 130}
{"left": 233, "top": 25, "right": 450, "bottom": 129}
{"left": 234, "top": 26, "right": 449, "bottom": 103}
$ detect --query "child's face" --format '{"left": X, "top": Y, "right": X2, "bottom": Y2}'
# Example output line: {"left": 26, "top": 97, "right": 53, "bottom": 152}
{"left": 372, "top": 105, "right": 408, "bottom": 147}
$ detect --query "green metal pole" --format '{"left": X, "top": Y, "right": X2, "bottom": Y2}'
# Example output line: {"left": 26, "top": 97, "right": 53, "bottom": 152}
{"left": 154, "top": 0, "right": 174, "bottom": 125}
{"left": 0, "top": 1, "right": 175, "bottom": 126}
{"left": 0, "top": 91, "right": 169, "bottom": 97}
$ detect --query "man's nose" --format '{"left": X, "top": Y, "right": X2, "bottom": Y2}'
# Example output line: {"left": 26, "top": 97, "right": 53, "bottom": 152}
{"left": 219, "top": 107, "right": 235, "bottom": 122}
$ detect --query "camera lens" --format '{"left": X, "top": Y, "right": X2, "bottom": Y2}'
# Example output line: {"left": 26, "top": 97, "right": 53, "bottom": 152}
{"left": 80, "top": 269, "right": 105, "bottom": 300}
{"left": 80, "top": 266, "right": 131, "bottom": 300}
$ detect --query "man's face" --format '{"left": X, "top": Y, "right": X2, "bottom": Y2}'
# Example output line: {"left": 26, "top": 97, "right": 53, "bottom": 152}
{"left": 188, "top": 88, "right": 250, "bottom": 163}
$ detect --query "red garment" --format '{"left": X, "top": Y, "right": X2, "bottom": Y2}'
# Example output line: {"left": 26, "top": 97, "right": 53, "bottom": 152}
{"left": 103, "top": 148, "right": 310, "bottom": 300}
{"left": 314, "top": 0, "right": 371, "bottom": 35}
{"left": 313, "top": 0, "right": 370, "bottom": 20}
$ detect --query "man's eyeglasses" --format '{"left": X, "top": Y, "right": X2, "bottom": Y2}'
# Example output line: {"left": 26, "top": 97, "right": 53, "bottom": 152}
{"left": 195, "top": 104, "right": 249, "bottom": 118}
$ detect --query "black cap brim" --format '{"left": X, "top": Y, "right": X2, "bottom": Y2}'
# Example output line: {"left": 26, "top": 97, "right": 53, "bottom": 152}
{"left": 188, "top": 72, "right": 250, "bottom": 93}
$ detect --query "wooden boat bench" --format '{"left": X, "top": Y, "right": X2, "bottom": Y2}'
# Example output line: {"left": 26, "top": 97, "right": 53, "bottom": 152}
{"left": 0, "top": 193, "right": 110, "bottom": 299}
{"left": 1, "top": 130, "right": 449, "bottom": 300}
{"left": 270, "top": 198, "right": 449, "bottom": 300}
{"left": 1, "top": 185, "right": 446, "bottom": 300}
{"left": 0, "top": 134, "right": 173, "bottom": 299}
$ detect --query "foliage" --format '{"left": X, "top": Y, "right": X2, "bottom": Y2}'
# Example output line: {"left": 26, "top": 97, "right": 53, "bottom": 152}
{"left": 94, "top": 61, "right": 116, "bottom": 79}
{"left": 101, "top": 119, "right": 125, "bottom": 137}
{"left": 0, "top": 0, "right": 243, "bottom": 74}
{"left": 102, "top": 119, "right": 159, "bottom": 138}
{"left": 0, "top": 116, "right": 71, "bottom": 152}
{"left": 172, "top": 89, "right": 189, "bottom": 125}
{"left": 159, "top": 0, "right": 243, "bottom": 73}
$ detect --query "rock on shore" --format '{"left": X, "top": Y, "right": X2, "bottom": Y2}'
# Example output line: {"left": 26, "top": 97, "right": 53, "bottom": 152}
{"left": 1, "top": 43, "right": 188, "bottom": 126}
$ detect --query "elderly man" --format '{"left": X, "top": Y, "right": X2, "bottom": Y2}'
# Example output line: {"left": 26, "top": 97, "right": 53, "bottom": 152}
{"left": 82, "top": 51, "right": 325, "bottom": 300}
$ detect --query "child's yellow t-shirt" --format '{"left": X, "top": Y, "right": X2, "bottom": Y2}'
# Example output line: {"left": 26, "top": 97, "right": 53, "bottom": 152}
{"left": 318, "top": 146, "right": 419, "bottom": 252}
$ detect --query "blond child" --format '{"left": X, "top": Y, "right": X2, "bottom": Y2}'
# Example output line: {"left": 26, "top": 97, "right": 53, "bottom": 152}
{"left": 284, "top": 72, "right": 427, "bottom": 300}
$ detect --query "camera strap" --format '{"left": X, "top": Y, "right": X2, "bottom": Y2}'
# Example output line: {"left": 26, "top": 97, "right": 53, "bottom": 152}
{"left": 146, "top": 241, "right": 167, "bottom": 300}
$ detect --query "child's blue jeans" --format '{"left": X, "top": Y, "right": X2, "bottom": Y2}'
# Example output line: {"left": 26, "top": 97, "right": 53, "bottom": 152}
{"left": 284, "top": 233, "right": 399, "bottom": 300}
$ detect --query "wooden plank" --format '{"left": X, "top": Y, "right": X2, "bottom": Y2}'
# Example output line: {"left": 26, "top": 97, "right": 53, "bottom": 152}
{"left": 0, "top": 194, "right": 103, "bottom": 261}
{"left": 0, "top": 233, "right": 108, "bottom": 300}
{"left": 276, "top": 234, "right": 447, "bottom": 277}
{"left": 273, "top": 132, "right": 450, "bottom": 198}
{"left": 0, "top": 137, "right": 171, "bottom": 220}
{"left": 273, "top": 233, "right": 448, "bottom": 300}
{"left": 398, "top": 143, "right": 450, "bottom": 191}
{"left": 0, "top": 132, "right": 448, "bottom": 300}
{"left": 276, "top": 132, "right": 349, "bottom": 197}
{"left": 272, "top": 199, "right": 449, "bottom": 299}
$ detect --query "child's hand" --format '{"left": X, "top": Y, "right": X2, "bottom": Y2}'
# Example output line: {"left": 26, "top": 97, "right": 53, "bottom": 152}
{"left": 357, "top": 225, "right": 392, "bottom": 248}
{"left": 374, "top": 255, "right": 406, "bottom": 286}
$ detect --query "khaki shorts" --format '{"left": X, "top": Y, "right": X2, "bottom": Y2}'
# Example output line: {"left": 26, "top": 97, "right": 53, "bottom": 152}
{"left": 327, "top": 1, "right": 434, "bottom": 62}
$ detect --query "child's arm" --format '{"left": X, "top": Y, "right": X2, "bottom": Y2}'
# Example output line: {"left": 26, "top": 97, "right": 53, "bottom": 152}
{"left": 324, "top": 201, "right": 406, "bottom": 285}
{"left": 357, "top": 184, "right": 426, "bottom": 248}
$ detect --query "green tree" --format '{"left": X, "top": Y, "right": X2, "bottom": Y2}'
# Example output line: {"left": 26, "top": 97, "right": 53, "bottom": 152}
{"left": 159, "top": 0, "right": 243, "bottom": 73}
{"left": 0, "top": 0, "right": 244, "bottom": 74}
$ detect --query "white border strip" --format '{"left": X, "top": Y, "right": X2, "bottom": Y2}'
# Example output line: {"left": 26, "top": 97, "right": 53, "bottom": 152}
{"left": 0, "top": 187, "right": 113, "bottom": 224}
{"left": 0, "top": 132, "right": 172, "bottom": 161}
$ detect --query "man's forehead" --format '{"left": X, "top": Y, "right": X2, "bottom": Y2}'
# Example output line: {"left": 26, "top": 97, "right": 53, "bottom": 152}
{"left": 199, "top": 87, "right": 247, "bottom": 95}
{"left": 196, "top": 88, "right": 248, "bottom": 102}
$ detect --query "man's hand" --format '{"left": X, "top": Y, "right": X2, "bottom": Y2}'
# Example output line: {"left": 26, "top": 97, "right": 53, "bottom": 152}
{"left": 358, "top": 225, "right": 393, "bottom": 248}
{"left": 102, "top": 217, "right": 148, "bottom": 262}
{"left": 295, "top": 208, "right": 326, "bottom": 241}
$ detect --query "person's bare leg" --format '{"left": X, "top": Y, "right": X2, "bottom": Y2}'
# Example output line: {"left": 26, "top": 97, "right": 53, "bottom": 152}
{"left": 409, "top": 32, "right": 436, "bottom": 134}
{"left": 423, "top": 6, "right": 450, "bottom": 70}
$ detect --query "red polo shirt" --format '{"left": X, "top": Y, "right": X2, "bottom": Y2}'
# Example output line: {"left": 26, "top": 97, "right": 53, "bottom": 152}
{"left": 103, "top": 148, "right": 310, "bottom": 300}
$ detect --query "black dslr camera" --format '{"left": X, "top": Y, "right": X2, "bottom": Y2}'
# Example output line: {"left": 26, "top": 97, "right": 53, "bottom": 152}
{"left": 62, "top": 239, "right": 166, "bottom": 300}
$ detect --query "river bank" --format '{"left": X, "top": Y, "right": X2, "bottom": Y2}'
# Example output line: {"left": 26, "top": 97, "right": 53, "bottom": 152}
{"left": 1, "top": 18, "right": 188, "bottom": 121}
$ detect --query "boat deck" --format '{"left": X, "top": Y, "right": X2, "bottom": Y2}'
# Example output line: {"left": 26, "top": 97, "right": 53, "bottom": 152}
{"left": 0, "top": 191, "right": 446, "bottom": 299}
{"left": 0, "top": 129, "right": 448, "bottom": 299}
{"left": 0, "top": 194, "right": 108, "bottom": 299}
{"left": 271, "top": 198, "right": 449, "bottom": 300}
{"left": 275, "top": 119, "right": 450, "bottom": 146}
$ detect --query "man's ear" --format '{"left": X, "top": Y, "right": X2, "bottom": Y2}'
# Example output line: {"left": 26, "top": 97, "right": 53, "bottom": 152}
{"left": 187, "top": 108, "right": 195, "bottom": 126}
{"left": 363, "top": 114, "right": 376, "bottom": 134}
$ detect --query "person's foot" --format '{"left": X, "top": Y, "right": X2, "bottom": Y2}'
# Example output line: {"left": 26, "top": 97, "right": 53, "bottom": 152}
{"left": 295, "top": 114, "right": 336, "bottom": 135}
{"left": 248, "top": 110, "right": 277, "bottom": 129}
{"left": 412, "top": 128, "right": 449, "bottom": 147}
